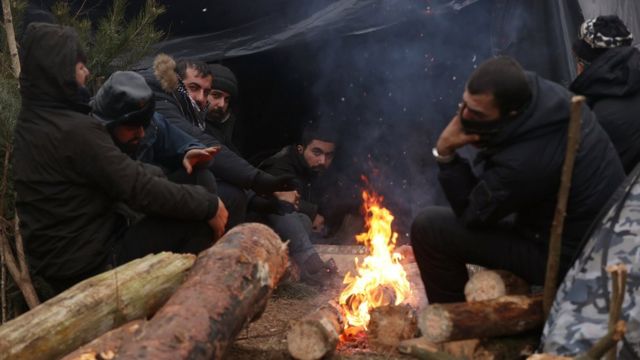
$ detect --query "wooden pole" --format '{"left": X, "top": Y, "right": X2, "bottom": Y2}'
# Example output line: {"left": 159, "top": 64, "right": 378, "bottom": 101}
{"left": 1, "top": 0, "right": 21, "bottom": 77}
{"left": 287, "top": 302, "right": 345, "bottom": 360}
{"left": 543, "top": 96, "right": 585, "bottom": 318}
{"left": 0, "top": 252, "right": 195, "bottom": 360}
{"left": 114, "top": 223, "right": 289, "bottom": 360}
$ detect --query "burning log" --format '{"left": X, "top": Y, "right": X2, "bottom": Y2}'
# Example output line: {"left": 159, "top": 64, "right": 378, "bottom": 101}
{"left": 0, "top": 252, "right": 195, "bottom": 360}
{"left": 419, "top": 294, "right": 544, "bottom": 343}
{"left": 464, "top": 270, "right": 530, "bottom": 302}
{"left": 113, "top": 223, "right": 289, "bottom": 360}
{"left": 368, "top": 304, "right": 418, "bottom": 351}
{"left": 286, "top": 302, "right": 345, "bottom": 360}
{"left": 61, "top": 320, "right": 147, "bottom": 360}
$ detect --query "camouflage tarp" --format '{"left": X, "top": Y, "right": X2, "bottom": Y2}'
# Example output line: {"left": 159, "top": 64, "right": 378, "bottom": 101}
{"left": 541, "top": 167, "right": 640, "bottom": 358}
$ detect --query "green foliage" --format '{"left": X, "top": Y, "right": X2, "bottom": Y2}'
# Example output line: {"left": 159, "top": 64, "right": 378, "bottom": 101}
{"left": 53, "top": 0, "right": 165, "bottom": 88}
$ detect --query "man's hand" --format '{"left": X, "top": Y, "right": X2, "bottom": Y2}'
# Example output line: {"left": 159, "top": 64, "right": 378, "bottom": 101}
{"left": 183, "top": 146, "right": 221, "bottom": 174}
{"left": 436, "top": 114, "right": 481, "bottom": 156}
{"left": 274, "top": 191, "right": 300, "bottom": 209}
{"left": 208, "top": 198, "right": 228, "bottom": 239}
{"left": 312, "top": 214, "right": 325, "bottom": 233}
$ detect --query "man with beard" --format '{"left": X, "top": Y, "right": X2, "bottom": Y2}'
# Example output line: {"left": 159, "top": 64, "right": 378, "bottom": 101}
{"left": 410, "top": 56, "right": 624, "bottom": 303}
{"left": 205, "top": 64, "right": 241, "bottom": 154}
{"left": 571, "top": 15, "right": 640, "bottom": 174}
{"left": 257, "top": 126, "right": 339, "bottom": 286}
{"left": 141, "top": 55, "right": 294, "bottom": 228}
{"left": 92, "top": 71, "right": 219, "bottom": 194}
{"left": 13, "top": 23, "right": 227, "bottom": 297}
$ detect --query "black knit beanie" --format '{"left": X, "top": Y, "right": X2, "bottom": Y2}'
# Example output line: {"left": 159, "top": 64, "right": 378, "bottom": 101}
{"left": 573, "top": 15, "right": 634, "bottom": 63}
{"left": 209, "top": 64, "right": 238, "bottom": 99}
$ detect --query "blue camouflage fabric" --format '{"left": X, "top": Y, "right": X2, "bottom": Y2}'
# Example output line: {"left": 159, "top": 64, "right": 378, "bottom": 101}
{"left": 541, "top": 166, "right": 640, "bottom": 358}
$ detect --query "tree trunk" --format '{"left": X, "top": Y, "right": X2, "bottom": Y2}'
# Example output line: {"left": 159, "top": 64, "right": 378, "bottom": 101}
{"left": 61, "top": 320, "right": 147, "bottom": 360}
{"left": 0, "top": 252, "right": 195, "bottom": 360}
{"left": 368, "top": 304, "right": 418, "bottom": 351}
{"left": 114, "top": 223, "right": 289, "bottom": 360}
{"left": 287, "top": 303, "right": 344, "bottom": 360}
{"left": 419, "top": 294, "right": 544, "bottom": 343}
{"left": 464, "top": 270, "right": 530, "bottom": 302}
{"left": 1, "top": 0, "right": 20, "bottom": 77}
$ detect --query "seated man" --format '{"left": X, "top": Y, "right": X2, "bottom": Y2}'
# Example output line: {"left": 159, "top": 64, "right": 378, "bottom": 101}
{"left": 13, "top": 23, "right": 227, "bottom": 297}
{"left": 411, "top": 57, "right": 625, "bottom": 303}
{"left": 141, "top": 55, "right": 294, "bottom": 228}
{"left": 257, "top": 126, "right": 339, "bottom": 285}
{"left": 91, "top": 70, "right": 219, "bottom": 194}
{"left": 205, "top": 64, "right": 240, "bottom": 154}
{"left": 571, "top": 15, "right": 640, "bottom": 173}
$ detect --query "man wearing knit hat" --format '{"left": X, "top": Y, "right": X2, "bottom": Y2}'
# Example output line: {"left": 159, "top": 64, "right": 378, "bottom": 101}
{"left": 206, "top": 64, "right": 240, "bottom": 154}
{"left": 571, "top": 15, "right": 640, "bottom": 173}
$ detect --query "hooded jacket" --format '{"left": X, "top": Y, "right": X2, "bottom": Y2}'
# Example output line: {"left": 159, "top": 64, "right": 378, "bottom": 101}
{"left": 570, "top": 47, "right": 640, "bottom": 174}
{"left": 139, "top": 54, "right": 258, "bottom": 188}
{"left": 439, "top": 72, "right": 625, "bottom": 266}
{"left": 13, "top": 23, "right": 219, "bottom": 280}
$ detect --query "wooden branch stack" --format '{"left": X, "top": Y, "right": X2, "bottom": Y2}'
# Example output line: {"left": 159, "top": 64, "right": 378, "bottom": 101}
{"left": 0, "top": 223, "right": 289, "bottom": 360}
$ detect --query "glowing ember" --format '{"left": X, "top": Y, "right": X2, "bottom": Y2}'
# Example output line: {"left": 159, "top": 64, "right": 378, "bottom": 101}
{"left": 338, "top": 189, "right": 411, "bottom": 330}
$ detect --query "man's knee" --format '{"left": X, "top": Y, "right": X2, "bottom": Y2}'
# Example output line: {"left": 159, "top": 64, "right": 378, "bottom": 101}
{"left": 410, "top": 206, "right": 456, "bottom": 249}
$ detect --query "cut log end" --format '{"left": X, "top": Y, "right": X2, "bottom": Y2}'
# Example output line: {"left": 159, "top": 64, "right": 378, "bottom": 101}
{"left": 465, "top": 270, "right": 529, "bottom": 302}
{"left": 287, "top": 304, "right": 343, "bottom": 360}
{"left": 368, "top": 304, "right": 417, "bottom": 351}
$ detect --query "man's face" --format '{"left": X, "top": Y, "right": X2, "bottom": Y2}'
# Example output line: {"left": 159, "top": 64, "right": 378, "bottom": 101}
{"left": 299, "top": 140, "right": 336, "bottom": 173}
{"left": 460, "top": 90, "right": 500, "bottom": 122}
{"left": 75, "top": 62, "right": 90, "bottom": 87}
{"left": 207, "top": 89, "right": 230, "bottom": 122}
{"left": 113, "top": 124, "right": 145, "bottom": 154}
{"left": 183, "top": 67, "right": 213, "bottom": 110}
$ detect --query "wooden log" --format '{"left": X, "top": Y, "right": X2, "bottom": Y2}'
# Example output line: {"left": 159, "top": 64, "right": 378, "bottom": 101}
{"left": 465, "top": 270, "right": 530, "bottom": 302}
{"left": 527, "top": 355, "right": 572, "bottom": 360}
{"left": 419, "top": 294, "right": 544, "bottom": 343}
{"left": 442, "top": 339, "right": 480, "bottom": 358}
{"left": 61, "top": 320, "right": 147, "bottom": 360}
{"left": 398, "top": 337, "right": 462, "bottom": 360}
{"left": 472, "top": 333, "right": 539, "bottom": 360}
{"left": 368, "top": 304, "right": 417, "bottom": 351}
{"left": 0, "top": 252, "right": 195, "bottom": 360}
{"left": 114, "top": 223, "right": 289, "bottom": 360}
{"left": 287, "top": 302, "right": 344, "bottom": 360}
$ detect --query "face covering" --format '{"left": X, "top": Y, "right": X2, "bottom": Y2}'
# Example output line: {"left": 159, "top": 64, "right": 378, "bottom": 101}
{"left": 459, "top": 104, "right": 518, "bottom": 146}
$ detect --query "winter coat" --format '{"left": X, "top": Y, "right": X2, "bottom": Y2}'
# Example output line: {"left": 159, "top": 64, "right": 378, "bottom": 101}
{"left": 570, "top": 47, "right": 640, "bottom": 174}
{"left": 259, "top": 146, "right": 324, "bottom": 220}
{"left": 139, "top": 54, "right": 258, "bottom": 188}
{"left": 133, "top": 112, "right": 204, "bottom": 173}
{"left": 439, "top": 72, "right": 625, "bottom": 266}
{"left": 13, "top": 23, "right": 219, "bottom": 281}
{"left": 204, "top": 112, "right": 240, "bottom": 154}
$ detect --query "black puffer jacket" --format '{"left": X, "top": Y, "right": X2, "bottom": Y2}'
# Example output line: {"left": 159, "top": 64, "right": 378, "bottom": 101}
{"left": 139, "top": 54, "right": 258, "bottom": 188}
{"left": 13, "top": 23, "right": 219, "bottom": 281}
{"left": 439, "top": 72, "right": 625, "bottom": 264}
{"left": 570, "top": 47, "right": 640, "bottom": 174}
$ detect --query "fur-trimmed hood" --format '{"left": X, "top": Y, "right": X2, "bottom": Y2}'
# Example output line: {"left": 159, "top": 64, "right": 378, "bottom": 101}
{"left": 152, "top": 53, "right": 179, "bottom": 93}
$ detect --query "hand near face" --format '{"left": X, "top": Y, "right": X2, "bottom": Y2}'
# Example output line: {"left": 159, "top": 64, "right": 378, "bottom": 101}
{"left": 436, "top": 114, "right": 481, "bottom": 156}
{"left": 183, "top": 146, "right": 220, "bottom": 174}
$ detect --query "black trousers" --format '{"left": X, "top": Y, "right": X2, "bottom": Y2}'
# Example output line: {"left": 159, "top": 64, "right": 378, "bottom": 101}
{"left": 410, "top": 207, "right": 549, "bottom": 303}
{"left": 216, "top": 180, "right": 248, "bottom": 229}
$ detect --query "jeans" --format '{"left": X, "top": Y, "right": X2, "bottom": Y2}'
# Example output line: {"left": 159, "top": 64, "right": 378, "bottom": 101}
{"left": 410, "top": 206, "right": 549, "bottom": 303}
{"left": 267, "top": 212, "right": 316, "bottom": 266}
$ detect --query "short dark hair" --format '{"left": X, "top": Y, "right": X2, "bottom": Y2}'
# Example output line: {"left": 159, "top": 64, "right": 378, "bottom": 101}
{"left": 300, "top": 124, "right": 338, "bottom": 147}
{"left": 466, "top": 56, "right": 532, "bottom": 116}
{"left": 175, "top": 59, "right": 211, "bottom": 79}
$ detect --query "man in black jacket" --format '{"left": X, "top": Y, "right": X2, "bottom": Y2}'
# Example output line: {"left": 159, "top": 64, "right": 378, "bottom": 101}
{"left": 411, "top": 57, "right": 625, "bottom": 303}
{"left": 205, "top": 64, "right": 241, "bottom": 154}
{"left": 571, "top": 15, "right": 640, "bottom": 174}
{"left": 258, "top": 126, "right": 338, "bottom": 285}
{"left": 141, "top": 55, "right": 294, "bottom": 228}
{"left": 13, "top": 23, "right": 227, "bottom": 296}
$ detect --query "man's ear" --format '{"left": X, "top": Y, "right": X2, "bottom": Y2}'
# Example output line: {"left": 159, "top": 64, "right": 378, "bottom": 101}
{"left": 297, "top": 145, "right": 303, "bottom": 153}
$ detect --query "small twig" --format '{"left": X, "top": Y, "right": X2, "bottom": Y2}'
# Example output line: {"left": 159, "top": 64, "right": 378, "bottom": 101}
{"left": 235, "top": 328, "right": 287, "bottom": 341}
{"left": 574, "top": 321, "right": 626, "bottom": 360}
{"left": 10, "top": 217, "right": 39, "bottom": 309}
{"left": 1, "top": 232, "right": 6, "bottom": 323}
{"left": 605, "top": 264, "right": 627, "bottom": 360}
{"left": 543, "top": 96, "right": 585, "bottom": 318}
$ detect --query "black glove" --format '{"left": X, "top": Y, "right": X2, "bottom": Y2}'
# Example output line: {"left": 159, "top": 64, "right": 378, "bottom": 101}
{"left": 248, "top": 195, "right": 296, "bottom": 215}
{"left": 252, "top": 171, "right": 296, "bottom": 195}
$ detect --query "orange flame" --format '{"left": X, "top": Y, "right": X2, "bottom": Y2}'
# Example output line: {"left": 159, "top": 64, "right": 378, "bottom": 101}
{"left": 338, "top": 189, "right": 411, "bottom": 330}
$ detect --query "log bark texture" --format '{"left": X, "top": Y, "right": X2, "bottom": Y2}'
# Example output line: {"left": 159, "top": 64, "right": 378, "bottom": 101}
{"left": 0, "top": 252, "right": 195, "bottom": 360}
{"left": 61, "top": 320, "right": 147, "bottom": 360}
{"left": 419, "top": 294, "right": 544, "bottom": 343}
{"left": 114, "top": 223, "right": 288, "bottom": 360}
{"left": 472, "top": 333, "right": 539, "bottom": 360}
{"left": 398, "top": 337, "right": 461, "bottom": 360}
{"left": 368, "top": 304, "right": 417, "bottom": 351}
{"left": 287, "top": 303, "right": 344, "bottom": 360}
{"left": 465, "top": 270, "right": 530, "bottom": 302}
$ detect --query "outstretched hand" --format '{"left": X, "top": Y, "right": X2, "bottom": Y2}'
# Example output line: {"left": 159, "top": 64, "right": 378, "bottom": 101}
{"left": 183, "top": 146, "right": 220, "bottom": 174}
{"left": 436, "top": 114, "right": 481, "bottom": 156}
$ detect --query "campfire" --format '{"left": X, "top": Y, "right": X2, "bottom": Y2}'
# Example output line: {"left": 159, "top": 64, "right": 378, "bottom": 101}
{"left": 338, "top": 187, "right": 412, "bottom": 334}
